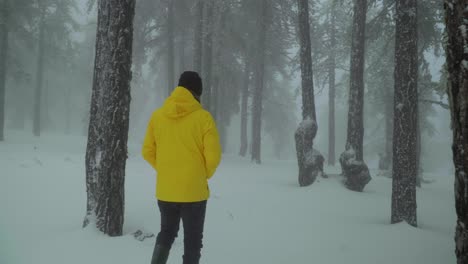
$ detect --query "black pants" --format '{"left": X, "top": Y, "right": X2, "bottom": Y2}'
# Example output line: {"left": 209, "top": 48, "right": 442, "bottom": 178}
{"left": 155, "top": 200, "right": 207, "bottom": 264}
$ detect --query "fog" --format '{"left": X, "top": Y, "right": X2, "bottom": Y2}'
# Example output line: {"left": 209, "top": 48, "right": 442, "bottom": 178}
{"left": 2, "top": 0, "right": 450, "bottom": 172}
{"left": 0, "top": 0, "right": 455, "bottom": 263}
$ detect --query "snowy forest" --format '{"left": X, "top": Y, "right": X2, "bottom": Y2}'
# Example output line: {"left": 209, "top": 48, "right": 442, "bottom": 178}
{"left": 1, "top": 0, "right": 467, "bottom": 263}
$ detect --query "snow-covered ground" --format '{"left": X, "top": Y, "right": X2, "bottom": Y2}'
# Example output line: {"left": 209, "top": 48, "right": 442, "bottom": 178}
{"left": 1, "top": 131, "right": 456, "bottom": 264}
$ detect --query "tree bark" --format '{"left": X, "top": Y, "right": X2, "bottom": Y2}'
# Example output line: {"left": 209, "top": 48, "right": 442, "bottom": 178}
{"left": 328, "top": 0, "right": 337, "bottom": 166}
{"left": 167, "top": 0, "right": 175, "bottom": 96}
{"left": 33, "top": 5, "right": 46, "bottom": 137}
{"left": 295, "top": 0, "right": 323, "bottom": 186}
{"left": 444, "top": 1, "right": 468, "bottom": 262}
{"left": 193, "top": 0, "right": 203, "bottom": 73}
{"left": 298, "top": 0, "right": 316, "bottom": 122}
{"left": 178, "top": 35, "right": 185, "bottom": 75}
{"left": 251, "top": 0, "right": 268, "bottom": 164}
{"left": 0, "top": 0, "right": 8, "bottom": 141}
{"left": 239, "top": 58, "right": 250, "bottom": 157}
{"left": 339, "top": 0, "right": 371, "bottom": 192}
{"left": 345, "top": 0, "right": 366, "bottom": 161}
{"left": 391, "top": 0, "right": 418, "bottom": 227}
{"left": 379, "top": 82, "right": 393, "bottom": 171}
{"left": 83, "top": 0, "right": 135, "bottom": 237}
{"left": 202, "top": 0, "right": 214, "bottom": 111}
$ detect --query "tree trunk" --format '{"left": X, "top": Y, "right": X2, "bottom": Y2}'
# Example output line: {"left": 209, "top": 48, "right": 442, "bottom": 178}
{"left": 178, "top": 36, "right": 185, "bottom": 75}
{"left": 327, "top": 0, "right": 336, "bottom": 166}
{"left": 379, "top": 83, "right": 393, "bottom": 171}
{"left": 251, "top": 0, "right": 268, "bottom": 164}
{"left": 444, "top": 2, "right": 468, "bottom": 262}
{"left": 298, "top": 0, "right": 316, "bottom": 122}
{"left": 193, "top": 0, "right": 203, "bottom": 73}
{"left": 0, "top": 0, "right": 8, "bottom": 141}
{"left": 339, "top": 0, "right": 371, "bottom": 192}
{"left": 65, "top": 82, "right": 72, "bottom": 134}
{"left": 202, "top": 0, "right": 214, "bottom": 111}
{"left": 167, "top": 0, "right": 175, "bottom": 96}
{"left": 416, "top": 115, "right": 422, "bottom": 187}
{"left": 83, "top": 0, "right": 135, "bottom": 237}
{"left": 33, "top": 6, "right": 46, "bottom": 137}
{"left": 295, "top": 0, "right": 323, "bottom": 186}
{"left": 391, "top": 0, "right": 418, "bottom": 227}
{"left": 239, "top": 58, "right": 250, "bottom": 157}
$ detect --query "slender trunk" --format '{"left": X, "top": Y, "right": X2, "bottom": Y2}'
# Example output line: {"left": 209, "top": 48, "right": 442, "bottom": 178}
{"left": 211, "top": 6, "right": 227, "bottom": 123}
{"left": 339, "top": 0, "right": 371, "bottom": 192}
{"left": 202, "top": 0, "right": 214, "bottom": 111}
{"left": 391, "top": 0, "right": 418, "bottom": 227}
{"left": 84, "top": 0, "right": 135, "bottom": 236}
{"left": 178, "top": 36, "right": 185, "bottom": 75}
{"left": 251, "top": 0, "right": 268, "bottom": 164}
{"left": 345, "top": 0, "right": 366, "bottom": 161}
{"left": 33, "top": 6, "right": 46, "bottom": 137}
{"left": 328, "top": 0, "right": 336, "bottom": 165}
{"left": 296, "top": 0, "right": 322, "bottom": 186}
{"left": 445, "top": 2, "right": 468, "bottom": 262}
{"left": 65, "top": 82, "right": 72, "bottom": 134}
{"left": 12, "top": 78, "right": 25, "bottom": 130}
{"left": 298, "top": 0, "right": 316, "bottom": 121}
{"left": 382, "top": 84, "right": 393, "bottom": 170}
{"left": 0, "top": 0, "right": 8, "bottom": 141}
{"left": 193, "top": 0, "right": 203, "bottom": 73}
{"left": 239, "top": 59, "right": 250, "bottom": 157}
{"left": 167, "top": 0, "right": 175, "bottom": 96}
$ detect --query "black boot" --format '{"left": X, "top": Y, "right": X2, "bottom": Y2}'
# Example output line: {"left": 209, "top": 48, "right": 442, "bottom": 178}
{"left": 151, "top": 245, "right": 170, "bottom": 264}
{"left": 183, "top": 250, "right": 201, "bottom": 264}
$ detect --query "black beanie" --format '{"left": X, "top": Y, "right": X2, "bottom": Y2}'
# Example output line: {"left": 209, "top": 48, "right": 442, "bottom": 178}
{"left": 178, "top": 71, "right": 203, "bottom": 97}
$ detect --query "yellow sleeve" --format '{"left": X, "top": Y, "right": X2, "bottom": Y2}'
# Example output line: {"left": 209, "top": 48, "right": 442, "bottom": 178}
{"left": 142, "top": 115, "right": 157, "bottom": 170}
{"left": 203, "top": 113, "right": 222, "bottom": 179}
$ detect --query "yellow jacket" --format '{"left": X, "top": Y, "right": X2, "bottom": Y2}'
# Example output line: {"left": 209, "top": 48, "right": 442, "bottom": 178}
{"left": 142, "top": 86, "right": 222, "bottom": 202}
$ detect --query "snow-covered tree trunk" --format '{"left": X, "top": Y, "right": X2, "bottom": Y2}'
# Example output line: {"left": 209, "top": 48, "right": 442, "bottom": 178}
{"left": 167, "top": 0, "right": 175, "bottom": 96}
{"left": 380, "top": 87, "right": 393, "bottom": 170}
{"left": 33, "top": 6, "right": 46, "bottom": 137}
{"left": 251, "top": 0, "right": 268, "bottom": 164}
{"left": 339, "top": 0, "right": 371, "bottom": 192}
{"left": 0, "top": 0, "right": 8, "bottom": 141}
{"left": 327, "top": 0, "right": 337, "bottom": 166}
{"left": 295, "top": 0, "right": 323, "bottom": 186}
{"left": 239, "top": 58, "right": 250, "bottom": 157}
{"left": 444, "top": 1, "right": 468, "bottom": 262}
{"left": 193, "top": 0, "right": 203, "bottom": 73}
{"left": 202, "top": 0, "right": 214, "bottom": 111}
{"left": 83, "top": 0, "right": 135, "bottom": 237}
{"left": 391, "top": 0, "right": 418, "bottom": 227}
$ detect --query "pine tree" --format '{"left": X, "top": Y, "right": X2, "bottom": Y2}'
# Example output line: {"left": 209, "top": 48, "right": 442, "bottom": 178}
{"left": 239, "top": 58, "right": 251, "bottom": 157}
{"left": 83, "top": 0, "right": 135, "bottom": 236}
{"left": 166, "top": 0, "right": 175, "bottom": 96}
{"left": 202, "top": 0, "right": 214, "bottom": 111}
{"left": 193, "top": 0, "right": 203, "bottom": 73}
{"left": 295, "top": 0, "right": 324, "bottom": 186}
{"left": 339, "top": 0, "right": 371, "bottom": 192}
{"left": 251, "top": 0, "right": 268, "bottom": 164}
{"left": 0, "top": 0, "right": 8, "bottom": 141}
{"left": 327, "top": 0, "right": 337, "bottom": 166}
{"left": 33, "top": 2, "right": 46, "bottom": 137}
{"left": 444, "top": 1, "right": 468, "bottom": 262}
{"left": 391, "top": 0, "right": 418, "bottom": 227}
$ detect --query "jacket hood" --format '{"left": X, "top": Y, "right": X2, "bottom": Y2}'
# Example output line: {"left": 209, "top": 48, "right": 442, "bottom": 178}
{"left": 161, "top": 86, "right": 202, "bottom": 119}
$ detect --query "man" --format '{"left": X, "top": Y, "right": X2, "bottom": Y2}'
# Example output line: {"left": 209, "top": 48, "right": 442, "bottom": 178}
{"left": 142, "top": 71, "right": 222, "bottom": 264}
